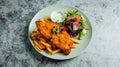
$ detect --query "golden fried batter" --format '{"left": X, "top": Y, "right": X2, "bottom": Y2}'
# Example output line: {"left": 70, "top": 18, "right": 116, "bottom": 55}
{"left": 36, "top": 20, "right": 74, "bottom": 55}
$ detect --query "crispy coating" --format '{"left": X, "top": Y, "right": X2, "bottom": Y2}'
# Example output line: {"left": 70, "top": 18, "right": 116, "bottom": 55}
{"left": 36, "top": 20, "right": 74, "bottom": 55}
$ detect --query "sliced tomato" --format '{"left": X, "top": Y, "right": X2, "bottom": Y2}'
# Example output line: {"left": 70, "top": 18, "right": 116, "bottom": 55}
{"left": 75, "top": 17, "right": 81, "bottom": 23}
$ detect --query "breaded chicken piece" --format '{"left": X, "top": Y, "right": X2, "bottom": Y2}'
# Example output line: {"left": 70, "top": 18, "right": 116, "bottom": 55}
{"left": 36, "top": 21, "right": 74, "bottom": 55}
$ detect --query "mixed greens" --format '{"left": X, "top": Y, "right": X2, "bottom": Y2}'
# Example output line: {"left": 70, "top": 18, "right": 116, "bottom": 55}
{"left": 52, "top": 10, "right": 87, "bottom": 40}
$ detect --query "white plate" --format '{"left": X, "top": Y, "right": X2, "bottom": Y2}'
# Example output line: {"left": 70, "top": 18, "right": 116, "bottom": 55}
{"left": 28, "top": 5, "right": 92, "bottom": 60}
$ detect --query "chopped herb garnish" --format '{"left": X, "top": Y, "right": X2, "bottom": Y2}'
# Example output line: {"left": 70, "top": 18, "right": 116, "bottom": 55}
{"left": 53, "top": 26, "right": 60, "bottom": 34}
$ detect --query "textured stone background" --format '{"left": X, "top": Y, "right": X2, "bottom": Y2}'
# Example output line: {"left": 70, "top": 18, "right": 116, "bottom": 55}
{"left": 0, "top": 0, "right": 120, "bottom": 67}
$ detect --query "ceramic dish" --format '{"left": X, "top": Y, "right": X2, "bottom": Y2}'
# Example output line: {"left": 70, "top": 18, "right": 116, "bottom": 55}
{"left": 28, "top": 5, "right": 92, "bottom": 60}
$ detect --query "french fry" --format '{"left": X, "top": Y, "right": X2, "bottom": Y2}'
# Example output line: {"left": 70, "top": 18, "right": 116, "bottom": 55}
{"left": 31, "top": 33, "right": 39, "bottom": 38}
{"left": 40, "top": 44, "right": 45, "bottom": 49}
{"left": 39, "top": 19, "right": 45, "bottom": 22}
{"left": 39, "top": 42, "right": 45, "bottom": 49}
{"left": 46, "top": 47, "right": 53, "bottom": 54}
{"left": 34, "top": 45, "right": 42, "bottom": 52}
{"left": 39, "top": 38, "right": 46, "bottom": 42}
{"left": 52, "top": 49, "right": 61, "bottom": 55}
{"left": 30, "top": 36, "right": 36, "bottom": 40}
{"left": 71, "top": 44, "right": 76, "bottom": 48}
{"left": 71, "top": 38, "right": 80, "bottom": 44}
{"left": 40, "top": 41, "right": 51, "bottom": 47}
{"left": 30, "top": 34, "right": 36, "bottom": 40}
{"left": 33, "top": 40, "right": 42, "bottom": 49}
{"left": 33, "top": 28, "right": 38, "bottom": 33}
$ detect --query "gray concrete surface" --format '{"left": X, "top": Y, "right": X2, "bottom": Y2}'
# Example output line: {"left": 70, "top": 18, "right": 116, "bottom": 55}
{"left": 0, "top": 0, "right": 120, "bottom": 67}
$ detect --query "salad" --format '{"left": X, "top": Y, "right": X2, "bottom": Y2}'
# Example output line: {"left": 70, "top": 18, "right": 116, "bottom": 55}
{"left": 51, "top": 10, "right": 87, "bottom": 39}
